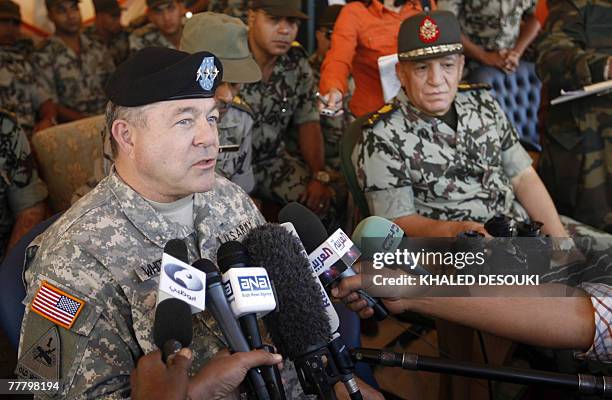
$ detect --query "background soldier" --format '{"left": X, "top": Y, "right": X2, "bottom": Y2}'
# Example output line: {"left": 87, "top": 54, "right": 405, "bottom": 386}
{"left": 84, "top": 0, "right": 131, "bottom": 67}
{"left": 0, "top": 110, "right": 47, "bottom": 260}
{"left": 33, "top": 0, "right": 115, "bottom": 122}
{"left": 129, "top": 0, "right": 185, "bottom": 51}
{"left": 207, "top": 0, "right": 249, "bottom": 22}
{"left": 242, "top": 0, "right": 336, "bottom": 226}
{"left": 536, "top": 0, "right": 612, "bottom": 233}
{"left": 0, "top": 0, "right": 56, "bottom": 135}
{"left": 181, "top": 12, "right": 260, "bottom": 194}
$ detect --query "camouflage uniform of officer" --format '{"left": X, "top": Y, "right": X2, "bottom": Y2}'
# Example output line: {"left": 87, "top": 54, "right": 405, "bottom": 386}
{"left": 181, "top": 12, "right": 258, "bottom": 193}
{"left": 437, "top": 0, "right": 536, "bottom": 52}
{"left": 536, "top": 0, "right": 612, "bottom": 234}
{"left": 129, "top": 22, "right": 176, "bottom": 52}
{"left": 0, "top": 110, "right": 47, "bottom": 260}
{"left": 0, "top": 1, "right": 50, "bottom": 136}
{"left": 354, "top": 11, "right": 534, "bottom": 223}
{"left": 207, "top": 0, "right": 249, "bottom": 22}
{"left": 32, "top": 7, "right": 115, "bottom": 117}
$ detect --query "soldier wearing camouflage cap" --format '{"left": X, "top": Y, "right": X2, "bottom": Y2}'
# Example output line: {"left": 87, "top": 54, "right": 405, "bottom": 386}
{"left": 33, "top": 0, "right": 114, "bottom": 121}
{"left": 16, "top": 47, "right": 275, "bottom": 398}
{"left": 83, "top": 0, "right": 131, "bottom": 66}
{"left": 129, "top": 0, "right": 185, "bottom": 52}
{"left": 242, "top": 0, "right": 340, "bottom": 228}
{"left": 354, "top": 10, "right": 568, "bottom": 238}
{"left": 0, "top": 0, "right": 56, "bottom": 135}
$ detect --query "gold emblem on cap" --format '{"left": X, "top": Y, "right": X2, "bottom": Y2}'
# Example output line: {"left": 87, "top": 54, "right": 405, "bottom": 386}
{"left": 419, "top": 16, "right": 440, "bottom": 44}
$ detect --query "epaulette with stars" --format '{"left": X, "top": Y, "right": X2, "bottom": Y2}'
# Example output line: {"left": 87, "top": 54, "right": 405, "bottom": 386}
{"left": 458, "top": 82, "right": 491, "bottom": 92}
{"left": 231, "top": 95, "right": 254, "bottom": 117}
{"left": 363, "top": 102, "right": 400, "bottom": 128}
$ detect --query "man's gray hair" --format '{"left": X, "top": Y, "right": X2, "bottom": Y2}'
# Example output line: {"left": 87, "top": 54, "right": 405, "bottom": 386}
{"left": 105, "top": 101, "right": 149, "bottom": 157}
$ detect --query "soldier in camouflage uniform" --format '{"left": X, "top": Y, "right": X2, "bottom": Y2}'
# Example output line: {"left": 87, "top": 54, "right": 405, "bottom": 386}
{"left": 83, "top": 0, "right": 130, "bottom": 67}
{"left": 181, "top": 12, "right": 259, "bottom": 193}
{"left": 17, "top": 47, "right": 313, "bottom": 400}
{"left": 0, "top": 110, "right": 47, "bottom": 260}
{"left": 129, "top": 0, "right": 185, "bottom": 52}
{"left": 438, "top": 0, "right": 540, "bottom": 73}
{"left": 243, "top": 0, "right": 338, "bottom": 226}
{"left": 208, "top": 0, "right": 249, "bottom": 23}
{"left": 33, "top": 0, "right": 114, "bottom": 122}
{"left": 355, "top": 10, "right": 568, "bottom": 238}
{"left": 0, "top": 0, "right": 55, "bottom": 136}
{"left": 536, "top": 0, "right": 612, "bottom": 234}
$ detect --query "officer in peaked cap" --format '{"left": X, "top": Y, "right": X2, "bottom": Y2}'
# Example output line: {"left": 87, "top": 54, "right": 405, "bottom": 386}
{"left": 17, "top": 46, "right": 283, "bottom": 398}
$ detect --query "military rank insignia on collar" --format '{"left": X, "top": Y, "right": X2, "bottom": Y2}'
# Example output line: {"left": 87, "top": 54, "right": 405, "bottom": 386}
{"left": 419, "top": 16, "right": 440, "bottom": 44}
{"left": 196, "top": 56, "right": 220, "bottom": 91}
{"left": 30, "top": 281, "right": 85, "bottom": 330}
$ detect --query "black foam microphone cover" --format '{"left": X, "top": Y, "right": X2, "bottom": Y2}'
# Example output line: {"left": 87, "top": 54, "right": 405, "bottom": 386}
{"left": 153, "top": 298, "right": 193, "bottom": 354}
{"left": 164, "top": 239, "right": 189, "bottom": 262}
{"left": 217, "top": 240, "right": 250, "bottom": 272}
{"left": 244, "top": 223, "right": 331, "bottom": 359}
{"left": 278, "top": 202, "right": 329, "bottom": 253}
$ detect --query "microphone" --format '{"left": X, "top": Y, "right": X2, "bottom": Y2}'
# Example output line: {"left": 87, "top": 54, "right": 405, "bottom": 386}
{"left": 278, "top": 203, "right": 389, "bottom": 320}
{"left": 216, "top": 242, "right": 285, "bottom": 400}
{"left": 153, "top": 297, "right": 192, "bottom": 363}
{"left": 158, "top": 239, "right": 207, "bottom": 312}
{"left": 245, "top": 223, "right": 363, "bottom": 400}
{"left": 157, "top": 239, "right": 189, "bottom": 304}
{"left": 192, "top": 259, "right": 271, "bottom": 400}
{"left": 352, "top": 216, "right": 430, "bottom": 276}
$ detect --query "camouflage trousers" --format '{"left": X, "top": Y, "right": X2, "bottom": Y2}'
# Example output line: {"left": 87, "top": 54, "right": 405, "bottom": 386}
{"left": 253, "top": 153, "right": 347, "bottom": 231}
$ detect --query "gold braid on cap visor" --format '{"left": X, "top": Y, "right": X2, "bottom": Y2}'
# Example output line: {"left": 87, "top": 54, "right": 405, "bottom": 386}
{"left": 398, "top": 43, "right": 464, "bottom": 60}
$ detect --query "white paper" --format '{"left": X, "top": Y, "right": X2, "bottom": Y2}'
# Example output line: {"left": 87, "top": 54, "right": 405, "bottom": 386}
{"left": 378, "top": 54, "right": 402, "bottom": 102}
{"left": 551, "top": 79, "right": 612, "bottom": 105}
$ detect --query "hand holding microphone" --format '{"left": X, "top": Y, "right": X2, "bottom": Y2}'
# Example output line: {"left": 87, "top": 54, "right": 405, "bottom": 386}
{"left": 131, "top": 348, "right": 193, "bottom": 400}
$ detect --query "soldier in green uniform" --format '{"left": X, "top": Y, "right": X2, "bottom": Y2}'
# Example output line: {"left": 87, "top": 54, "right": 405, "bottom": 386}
{"left": 536, "top": 0, "right": 612, "bottom": 234}
{"left": 0, "top": 0, "right": 56, "bottom": 136}
{"left": 129, "top": 0, "right": 185, "bottom": 51}
{"left": 83, "top": 0, "right": 130, "bottom": 67}
{"left": 208, "top": 0, "right": 249, "bottom": 23}
{"left": 354, "top": 10, "right": 568, "bottom": 238}
{"left": 243, "top": 0, "right": 336, "bottom": 225}
{"left": 438, "top": 0, "right": 540, "bottom": 73}
{"left": 181, "top": 12, "right": 259, "bottom": 193}
{"left": 33, "top": 0, "right": 115, "bottom": 122}
{"left": 0, "top": 110, "right": 47, "bottom": 260}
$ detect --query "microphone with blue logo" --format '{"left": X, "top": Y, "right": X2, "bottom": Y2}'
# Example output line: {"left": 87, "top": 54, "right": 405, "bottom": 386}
{"left": 217, "top": 242, "right": 285, "bottom": 400}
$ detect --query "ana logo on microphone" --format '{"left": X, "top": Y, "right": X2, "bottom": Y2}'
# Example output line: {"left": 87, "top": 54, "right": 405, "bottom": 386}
{"left": 238, "top": 275, "right": 271, "bottom": 292}
{"left": 164, "top": 263, "right": 204, "bottom": 291}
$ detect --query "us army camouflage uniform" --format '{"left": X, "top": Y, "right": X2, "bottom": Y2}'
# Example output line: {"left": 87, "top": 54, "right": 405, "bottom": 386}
{"left": 31, "top": 34, "right": 114, "bottom": 117}
{"left": 207, "top": 0, "right": 249, "bottom": 22}
{"left": 16, "top": 172, "right": 267, "bottom": 397}
{"left": 217, "top": 96, "right": 256, "bottom": 193}
{"left": 0, "top": 110, "right": 47, "bottom": 260}
{"left": 129, "top": 23, "right": 177, "bottom": 52}
{"left": 83, "top": 24, "right": 131, "bottom": 67}
{"left": 437, "top": 0, "right": 536, "bottom": 51}
{"left": 536, "top": 0, "right": 612, "bottom": 233}
{"left": 0, "top": 44, "right": 50, "bottom": 137}
{"left": 354, "top": 89, "right": 533, "bottom": 223}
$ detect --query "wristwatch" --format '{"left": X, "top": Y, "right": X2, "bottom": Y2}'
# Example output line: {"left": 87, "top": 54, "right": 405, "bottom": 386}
{"left": 313, "top": 170, "right": 331, "bottom": 184}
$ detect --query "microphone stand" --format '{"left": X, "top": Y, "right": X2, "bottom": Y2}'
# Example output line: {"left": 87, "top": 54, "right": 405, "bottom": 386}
{"left": 352, "top": 348, "right": 612, "bottom": 398}
{"left": 293, "top": 345, "right": 341, "bottom": 400}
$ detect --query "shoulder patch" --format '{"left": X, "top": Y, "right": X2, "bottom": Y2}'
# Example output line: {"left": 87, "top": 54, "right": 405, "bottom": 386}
{"left": 458, "top": 82, "right": 492, "bottom": 92}
{"left": 364, "top": 102, "right": 399, "bottom": 128}
{"left": 16, "top": 326, "right": 60, "bottom": 381}
{"left": 231, "top": 95, "right": 254, "bottom": 117}
{"left": 30, "top": 281, "right": 86, "bottom": 330}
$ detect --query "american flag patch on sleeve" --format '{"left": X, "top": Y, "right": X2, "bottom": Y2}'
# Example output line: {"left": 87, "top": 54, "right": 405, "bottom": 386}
{"left": 31, "top": 281, "right": 85, "bottom": 329}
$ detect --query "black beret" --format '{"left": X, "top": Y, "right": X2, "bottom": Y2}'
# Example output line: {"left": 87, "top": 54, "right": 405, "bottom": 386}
{"left": 105, "top": 47, "right": 223, "bottom": 107}
{"left": 398, "top": 10, "right": 463, "bottom": 61}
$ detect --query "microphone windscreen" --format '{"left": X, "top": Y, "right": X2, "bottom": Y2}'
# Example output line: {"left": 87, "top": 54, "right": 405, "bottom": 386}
{"left": 153, "top": 298, "right": 193, "bottom": 350}
{"left": 164, "top": 239, "right": 189, "bottom": 262}
{"left": 244, "top": 223, "right": 331, "bottom": 359}
{"left": 192, "top": 258, "right": 221, "bottom": 284}
{"left": 278, "top": 202, "right": 328, "bottom": 253}
{"left": 217, "top": 240, "right": 250, "bottom": 272}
